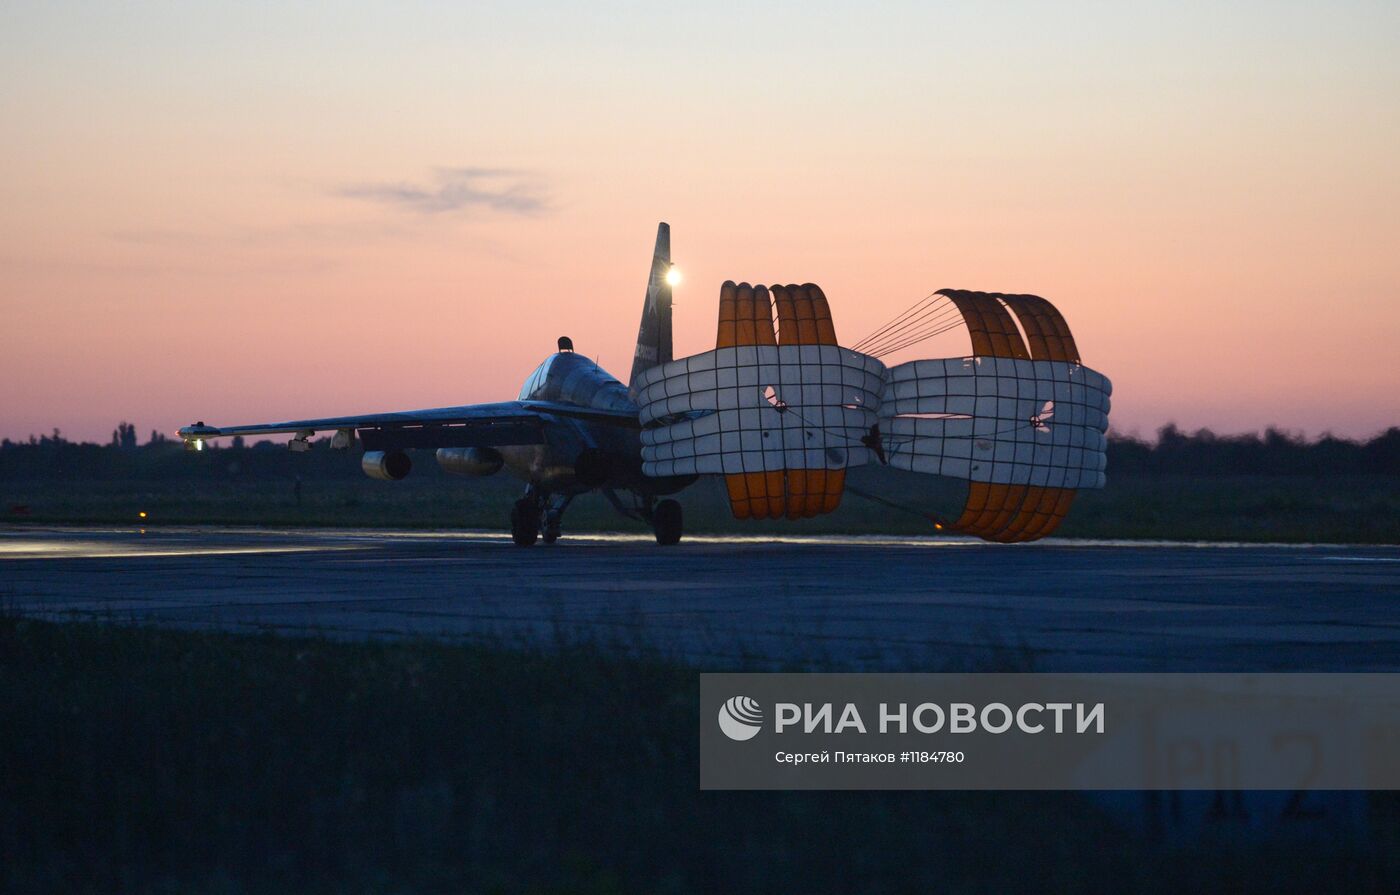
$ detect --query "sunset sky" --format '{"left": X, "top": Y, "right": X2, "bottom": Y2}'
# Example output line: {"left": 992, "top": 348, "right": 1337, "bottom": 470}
{"left": 3, "top": 1, "right": 1397, "bottom": 443}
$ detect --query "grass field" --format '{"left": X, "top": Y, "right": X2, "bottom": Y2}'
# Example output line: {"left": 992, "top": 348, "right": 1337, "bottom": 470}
{"left": 2, "top": 616, "right": 1396, "bottom": 894}
{"left": 4, "top": 468, "right": 1398, "bottom": 544}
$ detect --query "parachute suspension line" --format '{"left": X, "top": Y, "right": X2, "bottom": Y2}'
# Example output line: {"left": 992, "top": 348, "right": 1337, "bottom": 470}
{"left": 851, "top": 293, "right": 954, "bottom": 355}
{"left": 787, "top": 402, "right": 1005, "bottom": 461}
{"left": 849, "top": 292, "right": 940, "bottom": 354}
{"left": 851, "top": 292, "right": 969, "bottom": 359}
{"left": 863, "top": 315, "right": 966, "bottom": 358}
{"left": 850, "top": 293, "right": 961, "bottom": 355}
{"left": 857, "top": 306, "right": 964, "bottom": 358}
{"left": 782, "top": 403, "right": 877, "bottom": 452}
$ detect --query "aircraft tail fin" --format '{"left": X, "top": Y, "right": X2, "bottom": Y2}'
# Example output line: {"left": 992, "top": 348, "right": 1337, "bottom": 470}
{"left": 628, "top": 222, "right": 673, "bottom": 398}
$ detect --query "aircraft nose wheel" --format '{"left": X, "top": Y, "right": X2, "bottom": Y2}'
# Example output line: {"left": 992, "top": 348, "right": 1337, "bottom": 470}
{"left": 653, "top": 499, "right": 683, "bottom": 546}
{"left": 510, "top": 498, "right": 541, "bottom": 547}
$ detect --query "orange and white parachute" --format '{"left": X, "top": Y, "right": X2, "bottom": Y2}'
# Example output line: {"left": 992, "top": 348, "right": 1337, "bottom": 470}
{"left": 633, "top": 284, "right": 1111, "bottom": 542}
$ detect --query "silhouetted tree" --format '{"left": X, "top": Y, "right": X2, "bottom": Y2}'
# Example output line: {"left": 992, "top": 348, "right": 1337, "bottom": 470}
{"left": 1363, "top": 428, "right": 1400, "bottom": 473}
{"left": 111, "top": 422, "right": 138, "bottom": 451}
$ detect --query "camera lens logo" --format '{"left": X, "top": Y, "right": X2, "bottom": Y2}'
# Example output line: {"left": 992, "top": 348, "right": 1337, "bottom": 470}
{"left": 718, "top": 696, "right": 764, "bottom": 741}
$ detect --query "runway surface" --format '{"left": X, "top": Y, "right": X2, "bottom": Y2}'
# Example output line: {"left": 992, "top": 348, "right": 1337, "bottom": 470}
{"left": 3, "top": 525, "right": 1398, "bottom": 671}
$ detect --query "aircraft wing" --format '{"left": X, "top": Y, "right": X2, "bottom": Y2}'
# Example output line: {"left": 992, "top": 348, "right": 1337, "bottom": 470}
{"left": 178, "top": 400, "right": 639, "bottom": 452}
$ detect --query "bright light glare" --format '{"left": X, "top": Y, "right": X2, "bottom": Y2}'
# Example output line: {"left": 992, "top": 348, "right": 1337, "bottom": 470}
{"left": 665, "top": 265, "right": 681, "bottom": 287}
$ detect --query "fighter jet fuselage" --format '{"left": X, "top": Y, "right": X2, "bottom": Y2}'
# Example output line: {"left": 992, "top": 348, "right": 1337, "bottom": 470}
{"left": 495, "top": 349, "right": 683, "bottom": 496}
{"left": 180, "top": 223, "right": 691, "bottom": 546}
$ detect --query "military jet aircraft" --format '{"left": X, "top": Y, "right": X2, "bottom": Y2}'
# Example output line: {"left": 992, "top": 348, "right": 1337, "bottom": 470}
{"left": 179, "top": 223, "right": 695, "bottom": 546}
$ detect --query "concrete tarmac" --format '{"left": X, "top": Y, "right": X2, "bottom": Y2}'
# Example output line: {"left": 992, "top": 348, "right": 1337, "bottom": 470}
{"left": 3, "top": 525, "right": 1398, "bottom": 671}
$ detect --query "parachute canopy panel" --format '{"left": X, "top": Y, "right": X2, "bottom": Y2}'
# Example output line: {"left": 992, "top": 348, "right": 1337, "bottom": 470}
{"left": 880, "top": 356, "right": 1110, "bottom": 489}
{"left": 635, "top": 345, "right": 887, "bottom": 477}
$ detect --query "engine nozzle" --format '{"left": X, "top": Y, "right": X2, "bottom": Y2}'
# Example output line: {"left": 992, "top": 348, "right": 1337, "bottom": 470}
{"left": 436, "top": 446, "right": 504, "bottom": 477}
{"left": 362, "top": 449, "right": 412, "bottom": 481}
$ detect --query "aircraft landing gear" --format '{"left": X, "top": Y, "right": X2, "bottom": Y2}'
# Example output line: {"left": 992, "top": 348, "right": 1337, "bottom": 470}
{"left": 541, "top": 494, "right": 571, "bottom": 544}
{"left": 510, "top": 496, "right": 541, "bottom": 547}
{"left": 511, "top": 488, "right": 573, "bottom": 547}
{"left": 652, "top": 498, "right": 683, "bottom": 546}
{"left": 602, "top": 489, "right": 685, "bottom": 547}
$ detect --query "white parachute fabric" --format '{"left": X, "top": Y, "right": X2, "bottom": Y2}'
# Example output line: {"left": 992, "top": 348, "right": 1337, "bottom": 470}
{"left": 634, "top": 344, "right": 888, "bottom": 477}
{"left": 879, "top": 356, "right": 1112, "bottom": 489}
{"left": 634, "top": 346, "right": 1111, "bottom": 489}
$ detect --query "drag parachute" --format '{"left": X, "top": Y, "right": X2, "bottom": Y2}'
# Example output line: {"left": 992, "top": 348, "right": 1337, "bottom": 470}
{"left": 633, "top": 283, "right": 1112, "bottom": 542}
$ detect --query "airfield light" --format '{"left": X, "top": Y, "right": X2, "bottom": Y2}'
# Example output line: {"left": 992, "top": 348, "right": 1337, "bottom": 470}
{"left": 665, "top": 265, "right": 681, "bottom": 287}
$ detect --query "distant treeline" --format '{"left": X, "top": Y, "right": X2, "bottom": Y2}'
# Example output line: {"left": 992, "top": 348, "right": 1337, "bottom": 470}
{"left": 1, "top": 423, "right": 1397, "bottom": 481}
{"left": 1110, "top": 424, "right": 1400, "bottom": 476}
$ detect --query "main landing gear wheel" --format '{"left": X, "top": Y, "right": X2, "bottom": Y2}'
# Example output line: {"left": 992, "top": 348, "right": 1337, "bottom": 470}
{"left": 541, "top": 517, "right": 561, "bottom": 544}
{"left": 653, "top": 499, "right": 683, "bottom": 546}
{"left": 510, "top": 498, "right": 540, "bottom": 547}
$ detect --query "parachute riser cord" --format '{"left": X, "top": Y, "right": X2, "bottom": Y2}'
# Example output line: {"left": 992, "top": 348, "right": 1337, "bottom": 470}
{"left": 843, "top": 482, "right": 945, "bottom": 529}
{"left": 779, "top": 404, "right": 874, "bottom": 452}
